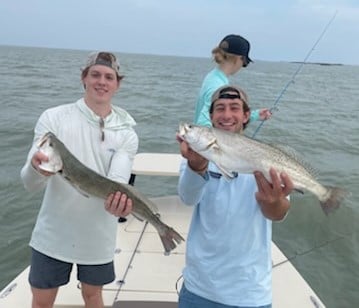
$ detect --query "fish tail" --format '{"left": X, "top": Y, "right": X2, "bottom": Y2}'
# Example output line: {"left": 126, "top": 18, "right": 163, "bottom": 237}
{"left": 320, "top": 186, "right": 350, "bottom": 215}
{"left": 159, "top": 225, "right": 185, "bottom": 256}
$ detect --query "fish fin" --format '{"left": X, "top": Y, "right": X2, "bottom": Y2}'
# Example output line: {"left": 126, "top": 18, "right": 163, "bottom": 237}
{"left": 320, "top": 186, "right": 351, "bottom": 215}
{"left": 147, "top": 200, "right": 159, "bottom": 214}
{"left": 62, "top": 175, "right": 90, "bottom": 198}
{"left": 74, "top": 187, "right": 91, "bottom": 198}
{"left": 270, "top": 143, "right": 318, "bottom": 177}
{"left": 206, "top": 138, "right": 221, "bottom": 155}
{"left": 131, "top": 212, "right": 145, "bottom": 222}
{"left": 158, "top": 224, "right": 185, "bottom": 255}
{"left": 211, "top": 140, "right": 220, "bottom": 150}
{"left": 127, "top": 184, "right": 159, "bottom": 214}
{"left": 216, "top": 164, "right": 236, "bottom": 180}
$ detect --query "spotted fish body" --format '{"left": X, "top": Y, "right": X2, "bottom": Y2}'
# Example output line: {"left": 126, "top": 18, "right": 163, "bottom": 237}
{"left": 178, "top": 123, "right": 349, "bottom": 215}
{"left": 37, "top": 132, "right": 184, "bottom": 254}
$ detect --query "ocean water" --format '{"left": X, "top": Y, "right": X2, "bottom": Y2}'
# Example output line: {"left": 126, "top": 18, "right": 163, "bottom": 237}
{"left": 0, "top": 45, "right": 358, "bottom": 307}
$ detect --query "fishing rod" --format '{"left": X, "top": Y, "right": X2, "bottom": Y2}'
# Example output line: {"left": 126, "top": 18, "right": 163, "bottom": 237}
{"left": 272, "top": 232, "right": 348, "bottom": 269}
{"left": 251, "top": 10, "right": 338, "bottom": 138}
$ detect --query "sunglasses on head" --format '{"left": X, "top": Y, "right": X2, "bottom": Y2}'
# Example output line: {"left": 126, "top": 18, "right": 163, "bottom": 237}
{"left": 217, "top": 87, "right": 244, "bottom": 102}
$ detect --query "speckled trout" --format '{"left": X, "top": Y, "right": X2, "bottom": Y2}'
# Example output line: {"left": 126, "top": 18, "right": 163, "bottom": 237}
{"left": 178, "top": 123, "right": 349, "bottom": 215}
{"left": 37, "top": 132, "right": 184, "bottom": 254}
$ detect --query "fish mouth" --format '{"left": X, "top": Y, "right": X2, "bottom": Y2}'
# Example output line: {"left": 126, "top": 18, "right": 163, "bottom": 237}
{"left": 179, "top": 122, "right": 191, "bottom": 133}
{"left": 37, "top": 132, "right": 63, "bottom": 173}
{"left": 178, "top": 122, "right": 190, "bottom": 140}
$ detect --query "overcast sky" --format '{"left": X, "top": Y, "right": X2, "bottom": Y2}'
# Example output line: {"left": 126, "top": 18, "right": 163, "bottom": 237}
{"left": 1, "top": 0, "right": 358, "bottom": 65}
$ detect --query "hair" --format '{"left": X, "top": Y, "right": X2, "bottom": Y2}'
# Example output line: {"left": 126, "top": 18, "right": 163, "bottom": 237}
{"left": 211, "top": 47, "right": 238, "bottom": 64}
{"left": 209, "top": 87, "right": 251, "bottom": 130}
{"left": 211, "top": 47, "right": 249, "bottom": 67}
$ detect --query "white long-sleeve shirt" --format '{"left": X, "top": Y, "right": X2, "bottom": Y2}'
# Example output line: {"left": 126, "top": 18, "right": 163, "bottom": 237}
{"left": 21, "top": 98, "right": 138, "bottom": 264}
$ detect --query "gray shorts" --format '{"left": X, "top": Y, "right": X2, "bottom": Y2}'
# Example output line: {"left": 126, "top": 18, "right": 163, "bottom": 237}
{"left": 29, "top": 248, "right": 115, "bottom": 289}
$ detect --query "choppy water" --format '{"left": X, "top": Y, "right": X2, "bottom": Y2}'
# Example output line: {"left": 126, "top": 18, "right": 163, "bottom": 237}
{"left": 0, "top": 45, "right": 358, "bottom": 307}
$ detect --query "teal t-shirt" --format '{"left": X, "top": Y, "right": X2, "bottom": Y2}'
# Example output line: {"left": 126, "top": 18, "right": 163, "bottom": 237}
{"left": 194, "top": 68, "right": 260, "bottom": 126}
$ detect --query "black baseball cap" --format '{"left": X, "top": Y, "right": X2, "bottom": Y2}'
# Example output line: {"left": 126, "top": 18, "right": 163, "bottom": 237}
{"left": 219, "top": 34, "right": 253, "bottom": 63}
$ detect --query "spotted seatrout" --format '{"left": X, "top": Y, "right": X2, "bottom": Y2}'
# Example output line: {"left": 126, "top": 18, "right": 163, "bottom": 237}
{"left": 37, "top": 132, "right": 184, "bottom": 254}
{"left": 178, "top": 123, "right": 349, "bottom": 215}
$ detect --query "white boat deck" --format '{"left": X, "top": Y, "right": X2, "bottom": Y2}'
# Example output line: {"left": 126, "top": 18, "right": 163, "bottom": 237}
{"left": 0, "top": 153, "right": 326, "bottom": 307}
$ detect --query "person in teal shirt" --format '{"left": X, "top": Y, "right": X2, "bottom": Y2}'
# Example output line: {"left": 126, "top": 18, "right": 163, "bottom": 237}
{"left": 194, "top": 34, "right": 272, "bottom": 127}
{"left": 178, "top": 85, "right": 293, "bottom": 308}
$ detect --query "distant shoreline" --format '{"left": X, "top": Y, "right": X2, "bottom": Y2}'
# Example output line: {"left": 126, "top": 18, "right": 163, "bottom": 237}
{"left": 290, "top": 61, "right": 343, "bottom": 66}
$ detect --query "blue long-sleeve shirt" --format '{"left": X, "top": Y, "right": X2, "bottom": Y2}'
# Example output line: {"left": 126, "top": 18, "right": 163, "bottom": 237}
{"left": 178, "top": 160, "right": 272, "bottom": 306}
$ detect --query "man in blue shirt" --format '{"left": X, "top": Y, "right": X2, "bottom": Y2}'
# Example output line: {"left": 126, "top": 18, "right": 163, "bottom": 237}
{"left": 178, "top": 85, "right": 294, "bottom": 308}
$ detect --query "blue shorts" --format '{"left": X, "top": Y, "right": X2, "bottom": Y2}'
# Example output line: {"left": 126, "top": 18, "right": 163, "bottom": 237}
{"left": 29, "top": 248, "right": 115, "bottom": 289}
{"left": 179, "top": 284, "right": 272, "bottom": 308}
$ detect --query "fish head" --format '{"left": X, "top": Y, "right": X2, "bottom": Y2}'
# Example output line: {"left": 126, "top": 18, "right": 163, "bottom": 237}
{"left": 178, "top": 123, "right": 218, "bottom": 154}
{"left": 37, "top": 132, "right": 63, "bottom": 173}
